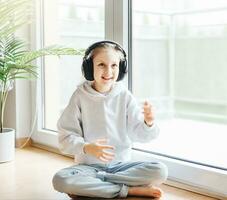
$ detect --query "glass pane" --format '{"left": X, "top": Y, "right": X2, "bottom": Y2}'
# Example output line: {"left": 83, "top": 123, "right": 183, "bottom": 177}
{"left": 132, "top": 0, "right": 227, "bottom": 170}
{"left": 43, "top": 0, "right": 105, "bottom": 131}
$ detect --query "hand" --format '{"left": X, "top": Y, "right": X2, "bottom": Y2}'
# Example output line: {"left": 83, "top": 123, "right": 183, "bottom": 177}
{"left": 143, "top": 101, "right": 155, "bottom": 127}
{"left": 83, "top": 139, "right": 115, "bottom": 162}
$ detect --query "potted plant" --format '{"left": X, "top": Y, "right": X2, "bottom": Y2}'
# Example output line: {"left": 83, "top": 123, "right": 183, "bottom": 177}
{"left": 0, "top": 0, "right": 83, "bottom": 162}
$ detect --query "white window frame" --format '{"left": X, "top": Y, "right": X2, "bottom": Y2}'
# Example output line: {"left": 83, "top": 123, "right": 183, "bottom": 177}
{"left": 30, "top": 0, "right": 227, "bottom": 198}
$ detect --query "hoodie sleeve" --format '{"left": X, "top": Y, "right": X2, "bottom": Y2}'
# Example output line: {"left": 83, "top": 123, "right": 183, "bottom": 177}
{"left": 126, "top": 91, "right": 160, "bottom": 143}
{"left": 57, "top": 91, "right": 85, "bottom": 156}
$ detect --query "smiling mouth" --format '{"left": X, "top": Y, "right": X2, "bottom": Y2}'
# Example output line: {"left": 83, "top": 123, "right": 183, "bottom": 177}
{"left": 102, "top": 77, "right": 113, "bottom": 80}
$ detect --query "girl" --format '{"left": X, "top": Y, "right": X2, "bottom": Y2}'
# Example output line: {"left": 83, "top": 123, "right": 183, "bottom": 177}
{"left": 52, "top": 41, "right": 168, "bottom": 199}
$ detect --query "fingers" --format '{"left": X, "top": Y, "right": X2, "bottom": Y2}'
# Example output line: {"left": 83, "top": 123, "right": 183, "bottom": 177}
{"left": 100, "top": 145, "right": 115, "bottom": 151}
{"left": 98, "top": 150, "right": 115, "bottom": 162}
{"left": 144, "top": 100, "right": 149, "bottom": 106}
{"left": 143, "top": 100, "right": 152, "bottom": 113}
{"left": 103, "top": 149, "right": 115, "bottom": 156}
{"left": 142, "top": 101, "right": 154, "bottom": 118}
{"left": 99, "top": 151, "right": 115, "bottom": 162}
{"left": 142, "top": 100, "right": 155, "bottom": 126}
{"left": 99, "top": 146, "right": 115, "bottom": 162}
{"left": 95, "top": 138, "right": 115, "bottom": 162}
{"left": 99, "top": 156, "right": 112, "bottom": 162}
{"left": 96, "top": 138, "right": 115, "bottom": 150}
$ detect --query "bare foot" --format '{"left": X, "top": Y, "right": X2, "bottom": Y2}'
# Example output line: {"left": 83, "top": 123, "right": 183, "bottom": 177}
{"left": 128, "top": 186, "right": 162, "bottom": 198}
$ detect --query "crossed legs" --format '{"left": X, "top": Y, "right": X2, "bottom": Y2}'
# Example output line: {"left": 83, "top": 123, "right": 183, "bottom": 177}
{"left": 52, "top": 161, "right": 168, "bottom": 199}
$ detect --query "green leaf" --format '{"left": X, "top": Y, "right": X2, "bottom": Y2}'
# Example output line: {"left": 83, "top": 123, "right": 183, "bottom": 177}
{"left": 18, "top": 46, "right": 84, "bottom": 65}
{"left": 0, "top": 0, "right": 33, "bottom": 37}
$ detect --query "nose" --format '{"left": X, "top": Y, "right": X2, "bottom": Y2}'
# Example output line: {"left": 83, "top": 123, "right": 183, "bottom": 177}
{"left": 103, "top": 65, "right": 112, "bottom": 75}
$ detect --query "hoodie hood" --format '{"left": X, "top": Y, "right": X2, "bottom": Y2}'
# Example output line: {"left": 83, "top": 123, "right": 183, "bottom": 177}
{"left": 77, "top": 81, "right": 125, "bottom": 99}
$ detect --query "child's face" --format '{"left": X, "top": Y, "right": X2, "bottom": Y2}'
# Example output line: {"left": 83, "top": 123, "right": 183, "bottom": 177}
{"left": 92, "top": 48, "right": 120, "bottom": 93}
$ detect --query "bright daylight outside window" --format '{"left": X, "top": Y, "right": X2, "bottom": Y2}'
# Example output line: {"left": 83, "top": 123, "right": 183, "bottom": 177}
{"left": 132, "top": 0, "right": 227, "bottom": 170}
{"left": 42, "top": 0, "right": 104, "bottom": 131}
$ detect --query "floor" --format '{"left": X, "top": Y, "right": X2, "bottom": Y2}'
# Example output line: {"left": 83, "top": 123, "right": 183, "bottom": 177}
{"left": 0, "top": 147, "right": 219, "bottom": 200}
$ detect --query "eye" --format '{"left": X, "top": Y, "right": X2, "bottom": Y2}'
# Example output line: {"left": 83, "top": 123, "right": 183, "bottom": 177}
{"left": 111, "top": 64, "right": 118, "bottom": 68}
{"left": 97, "top": 63, "right": 105, "bottom": 68}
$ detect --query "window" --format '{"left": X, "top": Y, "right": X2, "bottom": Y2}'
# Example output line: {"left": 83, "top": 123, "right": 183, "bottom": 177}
{"left": 32, "top": 0, "right": 106, "bottom": 147}
{"left": 32, "top": 0, "right": 128, "bottom": 147}
{"left": 32, "top": 0, "right": 227, "bottom": 198}
{"left": 131, "top": 0, "right": 227, "bottom": 197}
{"left": 132, "top": 0, "right": 227, "bottom": 169}
{"left": 43, "top": 0, "right": 105, "bottom": 131}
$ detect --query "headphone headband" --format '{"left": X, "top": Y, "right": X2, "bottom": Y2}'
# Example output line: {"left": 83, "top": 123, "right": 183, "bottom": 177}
{"left": 84, "top": 40, "right": 126, "bottom": 59}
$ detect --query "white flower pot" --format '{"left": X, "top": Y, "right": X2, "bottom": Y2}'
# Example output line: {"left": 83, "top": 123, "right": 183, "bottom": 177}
{"left": 0, "top": 128, "right": 15, "bottom": 163}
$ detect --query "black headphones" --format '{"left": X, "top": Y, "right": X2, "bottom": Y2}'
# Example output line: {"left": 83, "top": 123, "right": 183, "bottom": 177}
{"left": 82, "top": 40, "right": 127, "bottom": 81}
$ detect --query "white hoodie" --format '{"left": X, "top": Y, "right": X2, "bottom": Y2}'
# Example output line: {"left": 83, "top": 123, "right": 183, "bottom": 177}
{"left": 57, "top": 81, "right": 159, "bottom": 164}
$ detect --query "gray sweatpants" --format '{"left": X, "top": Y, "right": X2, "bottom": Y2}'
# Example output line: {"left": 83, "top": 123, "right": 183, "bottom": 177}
{"left": 52, "top": 161, "right": 168, "bottom": 198}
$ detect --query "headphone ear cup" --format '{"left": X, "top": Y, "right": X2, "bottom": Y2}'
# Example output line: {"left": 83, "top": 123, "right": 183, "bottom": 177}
{"left": 82, "top": 59, "right": 88, "bottom": 79}
{"left": 118, "top": 59, "right": 127, "bottom": 81}
{"left": 121, "top": 59, "right": 127, "bottom": 73}
{"left": 82, "top": 58, "right": 94, "bottom": 81}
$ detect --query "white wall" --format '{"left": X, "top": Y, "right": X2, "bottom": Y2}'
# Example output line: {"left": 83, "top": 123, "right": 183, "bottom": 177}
{"left": 4, "top": 26, "right": 32, "bottom": 139}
